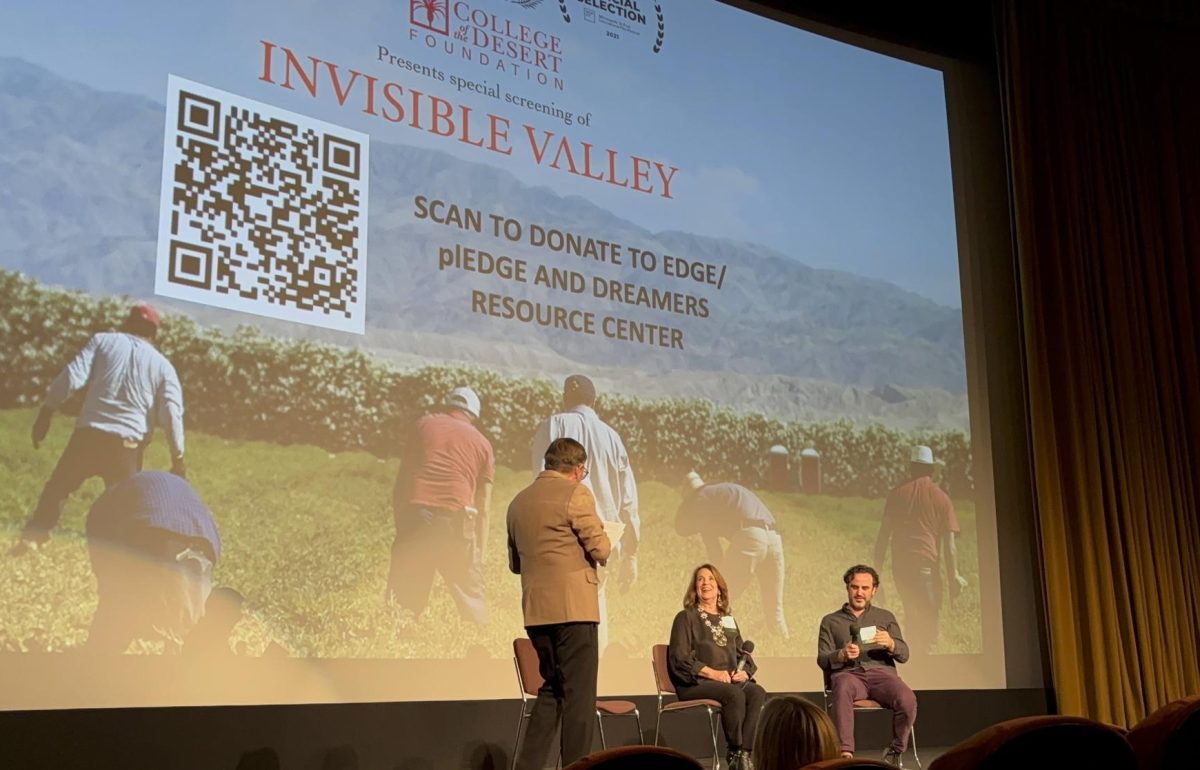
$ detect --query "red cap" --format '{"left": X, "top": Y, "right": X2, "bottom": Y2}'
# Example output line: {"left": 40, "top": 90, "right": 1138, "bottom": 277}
{"left": 128, "top": 303, "right": 161, "bottom": 328}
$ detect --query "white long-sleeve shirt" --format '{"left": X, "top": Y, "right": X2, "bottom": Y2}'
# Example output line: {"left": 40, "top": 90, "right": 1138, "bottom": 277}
{"left": 531, "top": 405, "right": 640, "bottom": 554}
{"left": 43, "top": 332, "right": 185, "bottom": 458}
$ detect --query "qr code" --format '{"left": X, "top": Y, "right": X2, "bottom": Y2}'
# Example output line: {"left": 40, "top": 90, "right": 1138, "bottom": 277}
{"left": 155, "top": 75, "right": 369, "bottom": 333}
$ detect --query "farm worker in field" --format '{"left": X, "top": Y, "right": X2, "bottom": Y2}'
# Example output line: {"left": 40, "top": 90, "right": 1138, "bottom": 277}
{"left": 873, "top": 445, "right": 968, "bottom": 655}
{"left": 675, "top": 472, "right": 790, "bottom": 640}
{"left": 530, "top": 374, "right": 639, "bottom": 654}
{"left": 507, "top": 437, "right": 611, "bottom": 769}
{"left": 17, "top": 303, "right": 186, "bottom": 551}
{"left": 388, "top": 386, "right": 494, "bottom": 626}
{"left": 817, "top": 564, "right": 916, "bottom": 764}
{"left": 84, "top": 470, "right": 220, "bottom": 653}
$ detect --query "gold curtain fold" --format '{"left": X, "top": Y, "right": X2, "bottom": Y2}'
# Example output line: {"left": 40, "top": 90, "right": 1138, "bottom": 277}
{"left": 995, "top": 0, "right": 1200, "bottom": 725}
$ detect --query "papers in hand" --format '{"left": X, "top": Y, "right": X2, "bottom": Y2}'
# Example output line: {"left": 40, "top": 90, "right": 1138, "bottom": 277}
{"left": 602, "top": 519, "right": 625, "bottom": 545}
{"left": 858, "top": 625, "right": 878, "bottom": 644}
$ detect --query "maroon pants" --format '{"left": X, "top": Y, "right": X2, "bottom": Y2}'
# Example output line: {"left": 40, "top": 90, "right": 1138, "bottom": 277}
{"left": 829, "top": 667, "right": 917, "bottom": 754}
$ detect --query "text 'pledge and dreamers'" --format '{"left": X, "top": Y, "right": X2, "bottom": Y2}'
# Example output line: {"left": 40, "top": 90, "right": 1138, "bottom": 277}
{"left": 414, "top": 196, "right": 729, "bottom": 350}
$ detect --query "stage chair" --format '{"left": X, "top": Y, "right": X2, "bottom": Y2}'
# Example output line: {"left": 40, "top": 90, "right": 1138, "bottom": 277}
{"left": 1126, "top": 693, "right": 1200, "bottom": 770}
{"left": 927, "top": 715, "right": 1136, "bottom": 770}
{"left": 511, "top": 637, "right": 643, "bottom": 770}
{"left": 650, "top": 643, "right": 723, "bottom": 770}
{"left": 563, "top": 744, "right": 705, "bottom": 769}
{"left": 823, "top": 670, "right": 922, "bottom": 769}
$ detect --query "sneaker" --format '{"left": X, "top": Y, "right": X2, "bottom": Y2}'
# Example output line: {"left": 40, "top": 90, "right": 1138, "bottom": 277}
{"left": 882, "top": 749, "right": 904, "bottom": 767}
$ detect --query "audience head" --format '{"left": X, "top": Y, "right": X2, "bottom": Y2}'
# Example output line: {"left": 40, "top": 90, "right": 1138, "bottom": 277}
{"left": 683, "top": 563, "right": 730, "bottom": 615}
{"left": 235, "top": 747, "right": 281, "bottom": 770}
{"left": 753, "top": 695, "right": 840, "bottom": 770}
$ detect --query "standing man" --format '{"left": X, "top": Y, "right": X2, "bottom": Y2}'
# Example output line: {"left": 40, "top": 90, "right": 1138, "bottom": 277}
{"left": 675, "top": 471, "right": 790, "bottom": 639}
{"left": 18, "top": 303, "right": 186, "bottom": 549}
{"left": 508, "top": 437, "right": 612, "bottom": 769}
{"left": 874, "top": 445, "right": 969, "bottom": 655}
{"left": 388, "top": 386, "right": 494, "bottom": 626}
{"left": 530, "top": 374, "right": 638, "bottom": 652}
{"left": 85, "top": 470, "right": 220, "bottom": 653}
{"left": 817, "top": 565, "right": 917, "bottom": 766}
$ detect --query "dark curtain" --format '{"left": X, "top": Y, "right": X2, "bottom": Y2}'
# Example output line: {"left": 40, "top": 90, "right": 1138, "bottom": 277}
{"left": 995, "top": 0, "right": 1200, "bottom": 724}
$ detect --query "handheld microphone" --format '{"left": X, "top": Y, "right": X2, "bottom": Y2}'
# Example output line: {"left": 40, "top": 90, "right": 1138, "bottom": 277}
{"left": 848, "top": 624, "right": 860, "bottom": 646}
{"left": 736, "top": 640, "right": 755, "bottom": 672}
{"left": 736, "top": 640, "right": 755, "bottom": 687}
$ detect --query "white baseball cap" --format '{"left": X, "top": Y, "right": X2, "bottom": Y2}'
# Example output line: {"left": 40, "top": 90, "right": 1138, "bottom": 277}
{"left": 684, "top": 471, "right": 705, "bottom": 491}
{"left": 445, "top": 386, "right": 481, "bottom": 419}
{"left": 910, "top": 445, "right": 935, "bottom": 465}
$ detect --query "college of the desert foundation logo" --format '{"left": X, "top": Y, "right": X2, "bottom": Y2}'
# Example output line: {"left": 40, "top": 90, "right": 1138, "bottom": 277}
{"left": 410, "top": 0, "right": 451, "bottom": 35}
{"left": 407, "top": 0, "right": 566, "bottom": 89}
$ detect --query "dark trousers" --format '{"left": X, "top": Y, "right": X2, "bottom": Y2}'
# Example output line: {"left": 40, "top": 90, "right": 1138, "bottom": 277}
{"left": 829, "top": 667, "right": 917, "bottom": 754}
{"left": 892, "top": 557, "right": 941, "bottom": 654}
{"left": 26, "top": 428, "right": 143, "bottom": 535}
{"left": 676, "top": 679, "right": 767, "bottom": 750}
{"left": 516, "top": 622, "right": 599, "bottom": 770}
{"left": 387, "top": 505, "right": 487, "bottom": 625}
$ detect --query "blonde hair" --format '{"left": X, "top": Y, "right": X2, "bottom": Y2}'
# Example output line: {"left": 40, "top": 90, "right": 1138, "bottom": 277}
{"left": 682, "top": 563, "right": 731, "bottom": 615}
{"left": 753, "top": 695, "right": 840, "bottom": 770}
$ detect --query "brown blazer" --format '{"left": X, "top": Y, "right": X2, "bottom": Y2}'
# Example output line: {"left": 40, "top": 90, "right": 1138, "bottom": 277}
{"left": 507, "top": 470, "right": 612, "bottom": 627}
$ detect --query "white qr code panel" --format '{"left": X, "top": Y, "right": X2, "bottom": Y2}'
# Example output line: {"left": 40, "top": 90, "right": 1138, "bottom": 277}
{"left": 155, "top": 76, "right": 369, "bottom": 333}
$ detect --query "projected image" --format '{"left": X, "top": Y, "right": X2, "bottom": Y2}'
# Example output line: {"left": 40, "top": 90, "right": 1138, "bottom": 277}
{"left": 0, "top": 0, "right": 994, "bottom": 704}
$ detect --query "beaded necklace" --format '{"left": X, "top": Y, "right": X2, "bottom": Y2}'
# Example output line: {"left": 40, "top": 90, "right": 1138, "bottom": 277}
{"left": 698, "top": 607, "right": 728, "bottom": 647}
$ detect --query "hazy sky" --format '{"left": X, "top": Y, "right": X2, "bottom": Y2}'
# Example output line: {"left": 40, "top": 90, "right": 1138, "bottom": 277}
{"left": 2, "top": 0, "right": 962, "bottom": 307}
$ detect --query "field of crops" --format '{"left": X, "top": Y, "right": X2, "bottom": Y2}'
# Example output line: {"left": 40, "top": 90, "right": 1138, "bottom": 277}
{"left": 0, "top": 408, "right": 980, "bottom": 659}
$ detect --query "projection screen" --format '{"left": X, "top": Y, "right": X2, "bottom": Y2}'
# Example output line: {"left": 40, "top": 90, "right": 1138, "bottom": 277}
{"left": 0, "top": 0, "right": 1004, "bottom": 708}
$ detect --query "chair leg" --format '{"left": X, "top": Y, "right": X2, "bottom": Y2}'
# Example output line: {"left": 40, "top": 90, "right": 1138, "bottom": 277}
{"left": 654, "top": 709, "right": 663, "bottom": 746}
{"left": 511, "top": 713, "right": 528, "bottom": 770}
{"left": 597, "top": 710, "right": 645, "bottom": 749}
{"left": 910, "top": 722, "right": 922, "bottom": 770}
{"left": 707, "top": 707, "right": 720, "bottom": 770}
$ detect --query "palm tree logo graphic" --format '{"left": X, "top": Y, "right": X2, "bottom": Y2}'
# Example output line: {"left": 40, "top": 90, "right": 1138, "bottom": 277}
{"left": 410, "top": 0, "right": 449, "bottom": 34}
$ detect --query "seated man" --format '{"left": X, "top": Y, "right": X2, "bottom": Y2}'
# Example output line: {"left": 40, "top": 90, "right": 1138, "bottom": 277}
{"left": 816, "top": 564, "right": 916, "bottom": 766}
{"left": 84, "top": 470, "right": 221, "bottom": 653}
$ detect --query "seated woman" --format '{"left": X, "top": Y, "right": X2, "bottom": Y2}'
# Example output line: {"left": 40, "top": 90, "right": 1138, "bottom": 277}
{"left": 753, "top": 695, "right": 840, "bottom": 770}
{"left": 669, "top": 563, "right": 767, "bottom": 770}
